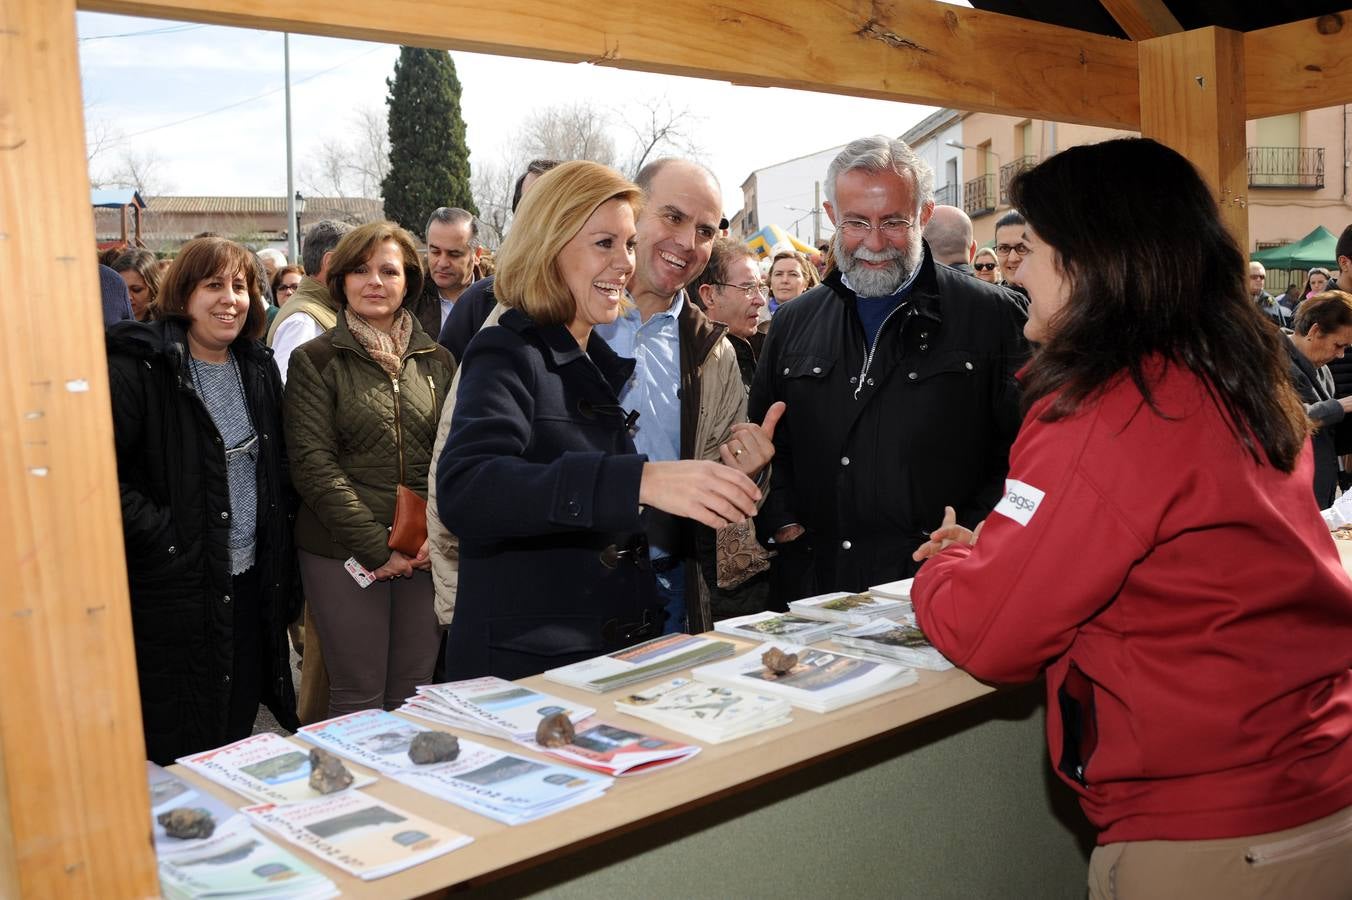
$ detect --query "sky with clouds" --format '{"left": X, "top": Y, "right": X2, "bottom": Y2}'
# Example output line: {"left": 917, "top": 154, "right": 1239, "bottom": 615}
{"left": 77, "top": 12, "right": 939, "bottom": 223}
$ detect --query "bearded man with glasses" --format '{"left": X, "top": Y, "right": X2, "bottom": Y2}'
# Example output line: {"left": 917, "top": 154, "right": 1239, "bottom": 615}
{"left": 748, "top": 135, "right": 1029, "bottom": 605}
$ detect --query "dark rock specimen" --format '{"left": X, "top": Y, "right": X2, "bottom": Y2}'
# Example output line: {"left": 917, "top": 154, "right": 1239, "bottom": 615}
{"left": 157, "top": 807, "right": 216, "bottom": 840}
{"left": 408, "top": 731, "right": 460, "bottom": 765}
{"left": 535, "top": 712, "right": 576, "bottom": 748}
{"left": 308, "top": 747, "right": 355, "bottom": 794}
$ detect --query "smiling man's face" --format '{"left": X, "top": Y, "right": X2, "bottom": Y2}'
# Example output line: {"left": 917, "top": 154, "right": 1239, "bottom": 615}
{"left": 631, "top": 161, "right": 723, "bottom": 305}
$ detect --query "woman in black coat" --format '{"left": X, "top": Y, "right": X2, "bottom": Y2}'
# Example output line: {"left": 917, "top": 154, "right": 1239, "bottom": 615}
{"left": 436, "top": 161, "right": 762, "bottom": 680}
{"left": 107, "top": 237, "right": 298, "bottom": 764}
{"left": 1285, "top": 291, "right": 1352, "bottom": 508}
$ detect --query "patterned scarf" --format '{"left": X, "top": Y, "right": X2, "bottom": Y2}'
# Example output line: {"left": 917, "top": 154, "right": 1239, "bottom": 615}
{"left": 345, "top": 307, "right": 412, "bottom": 377}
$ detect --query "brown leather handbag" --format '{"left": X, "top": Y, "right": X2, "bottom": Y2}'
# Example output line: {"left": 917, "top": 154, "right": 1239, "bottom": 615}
{"left": 388, "top": 483, "right": 428, "bottom": 557}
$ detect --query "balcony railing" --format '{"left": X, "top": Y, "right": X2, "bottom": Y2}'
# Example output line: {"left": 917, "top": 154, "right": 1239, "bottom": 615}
{"left": 1247, "top": 146, "right": 1324, "bottom": 189}
{"left": 934, "top": 183, "right": 960, "bottom": 208}
{"left": 962, "top": 174, "right": 997, "bottom": 217}
{"left": 999, "top": 156, "right": 1037, "bottom": 204}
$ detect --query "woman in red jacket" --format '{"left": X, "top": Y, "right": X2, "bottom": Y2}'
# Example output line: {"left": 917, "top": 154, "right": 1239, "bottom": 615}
{"left": 912, "top": 138, "right": 1352, "bottom": 899}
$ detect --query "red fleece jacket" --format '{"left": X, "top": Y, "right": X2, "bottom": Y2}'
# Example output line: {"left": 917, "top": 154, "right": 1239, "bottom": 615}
{"left": 913, "top": 360, "right": 1352, "bottom": 844}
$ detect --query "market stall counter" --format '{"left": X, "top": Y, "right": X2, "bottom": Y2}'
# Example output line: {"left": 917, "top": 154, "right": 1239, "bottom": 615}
{"left": 169, "top": 638, "right": 1093, "bottom": 899}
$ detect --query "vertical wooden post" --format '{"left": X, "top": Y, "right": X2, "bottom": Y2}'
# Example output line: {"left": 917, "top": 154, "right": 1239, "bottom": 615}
{"left": 0, "top": 0, "right": 158, "bottom": 894}
{"left": 1138, "top": 27, "right": 1250, "bottom": 252}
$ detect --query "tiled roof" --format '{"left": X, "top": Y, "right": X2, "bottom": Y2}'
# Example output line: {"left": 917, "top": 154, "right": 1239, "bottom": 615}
{"left": 143, "top": 196, "right": 383, "bottom": 216}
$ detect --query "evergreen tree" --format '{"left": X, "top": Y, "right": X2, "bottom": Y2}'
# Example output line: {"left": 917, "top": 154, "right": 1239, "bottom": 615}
{"left": 381, "top": 47, "right": 476, "bottom": 235}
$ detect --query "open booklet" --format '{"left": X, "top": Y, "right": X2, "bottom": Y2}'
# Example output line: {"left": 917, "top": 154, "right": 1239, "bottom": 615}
{"left": 244, "top": 791, "right": 472, "bottom": 881}
{"left": 177, "top": 733, "right": 377, "bottom": 806}
{"left": 543, "top": 633, "right": 737, "bottom": 693}
{"left": 400, "top": 677, "right": 594, "bottom": 742}
{"left": 613, "top": 678, "right": 793, "bottom": 744}
{"left": 157, "top": 827, "right": 339, "bottom": 900}
{"left": 511, "top": 716, "right": 700, "bottom": 776}
{"left": 692, "top": 643, "right": 918, "bottom": 713}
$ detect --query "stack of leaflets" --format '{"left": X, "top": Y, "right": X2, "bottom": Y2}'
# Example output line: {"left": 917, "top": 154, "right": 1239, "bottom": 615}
{"left": 691, "top": 644, "right": 918, "bottom": 714}
{"left": 513, "top": 716, "right": 700, "bottom": 776}
{"left": 789, "top": 590, "right": 911, "bottom": 625}
{"left": 148, "top": 762, "right": 249, "bottom": 857}
{"left": 614, "top": 678, "right": 793, "bottom": 743}
{"left": 244, "top": 792, "right": 472, "bottom": 881}
{"left": 867, "top": 578, "right": 916, "bottom": 611}
{"left": 713, "top": 610, "right": 843, "bottom": 645}
{"left": 543, "top": 633, "right": 737, "bottom": 693}
{"left": 158, "top": 829, "right": 338, "bottom": 899}
{"left": 177, "top": 733, "right": 377, "bottom": 805}
{"left": 831, "top": 620, "right": 954, "bottom": 671}
{"left": 390, "top": 740, "right": 614, "bottom": 825}
{"left": 400, "top": 677, "right": 593, "bottom": 742}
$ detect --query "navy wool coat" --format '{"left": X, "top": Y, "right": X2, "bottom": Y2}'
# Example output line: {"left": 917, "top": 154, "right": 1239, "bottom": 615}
{"left": 437, "top": 308, "right": 662, "bottom": 680}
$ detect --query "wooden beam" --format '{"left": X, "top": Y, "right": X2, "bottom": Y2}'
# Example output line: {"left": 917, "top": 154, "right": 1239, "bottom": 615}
{"left": 1245, "top": 11, "right": 1352, "bottom": 117}
{"left": 1098, "top": 0, "right": 1183, "bottom": 41}
{"left": 1139, "top": 27, "right": 1249, "bottom": 250}
{"left": 0, "top": 0, "right": 159, "bottom": 894}
{"left": 79, "top": 0, "right": 1143, "bottom": 129}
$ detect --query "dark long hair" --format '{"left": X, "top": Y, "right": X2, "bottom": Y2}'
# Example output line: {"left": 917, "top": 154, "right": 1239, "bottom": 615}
{"left": 1010, "top": 138, "right": 1308, "bottom": 471}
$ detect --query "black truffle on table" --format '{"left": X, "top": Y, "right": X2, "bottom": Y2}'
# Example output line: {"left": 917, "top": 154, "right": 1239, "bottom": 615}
{"left": 407, "top": 731, "right": 460, "bottom": 765}
{"left": 308, "top": 747, "right": 355, "bottom": 794}
{"left": 535, "top": 712, "right": 576, "bottom": 748}
{"left": 157, "top": 807, "right": 216, "bottom": 840}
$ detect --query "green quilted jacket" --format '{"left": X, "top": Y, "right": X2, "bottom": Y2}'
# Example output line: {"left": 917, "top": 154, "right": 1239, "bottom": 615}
{"left": 284, "top": 311, "right": 456, "bottom": 569}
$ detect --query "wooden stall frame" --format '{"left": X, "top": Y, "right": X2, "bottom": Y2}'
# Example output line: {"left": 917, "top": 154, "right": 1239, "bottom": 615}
{"left": 4, "top": 0, "right": 1352, "bottom": 894}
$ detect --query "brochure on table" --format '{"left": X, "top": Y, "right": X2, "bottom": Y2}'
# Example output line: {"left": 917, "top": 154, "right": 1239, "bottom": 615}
{"left": 245, "top": 791, "right": 472, "bottom": 881}
{"left": 512, "top": 716, "right": 701, "bottom": 776}
{"left": 789, "top": 590, "right": 912, "bottom": 625}
{"left": 832, "top": 620, "right": 955, "bottom": 671}
{"left": 178, "top": 732, "right": 377, "bottom": 806}
{"left": 157, "top": 828, "right": 338, "bottom": 900}
{"left": 713, "top": 610, "right": 844, "bottom": 645}
{"left": 691, "top": 644, "right": 918, "bottom": 713}
{"left": 543, "top": 633, "right": 737, "bottom": 693}
{"left": 401, "top": 677, "right": 594, "bottom": 742}
{"left": 613, "top": 678, "right": 794, "bottom": 744}
{"left": 148, "top": 761, "right": 250, "bottom": 858}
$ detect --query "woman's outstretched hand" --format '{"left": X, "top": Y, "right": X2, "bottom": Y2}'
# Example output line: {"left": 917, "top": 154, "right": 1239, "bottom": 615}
{"left": 640, "top": 460, "right": 761, "bottom": 530}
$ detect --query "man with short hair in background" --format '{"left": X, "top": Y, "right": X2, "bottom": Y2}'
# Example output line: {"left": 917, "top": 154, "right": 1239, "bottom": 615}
{"left": 438, "top": 159, "right": 559, "bottom": 360}
{"left": 1250, "top": 260, "right": 1293, "bottom": 327}
{"left": 923, "top": 205, "right": 976, "bottom": 274}
{"left": 268, "top": 219, "right": 353, "bottom": 384}
{"left": 411, "top": 207, "right": 481, "bottom": 337}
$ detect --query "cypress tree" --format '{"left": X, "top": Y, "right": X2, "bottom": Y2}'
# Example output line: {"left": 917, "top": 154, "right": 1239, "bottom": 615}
{"left": 381, "top": 47, "right": 476, "bottom": 235}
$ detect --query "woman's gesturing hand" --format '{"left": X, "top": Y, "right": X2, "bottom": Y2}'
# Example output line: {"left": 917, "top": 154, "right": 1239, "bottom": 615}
{"left": 640, "top": 460, "right": 761, "bottom": 530}
{"left": 912, "top": 506, "right": 983, "bottom": 562}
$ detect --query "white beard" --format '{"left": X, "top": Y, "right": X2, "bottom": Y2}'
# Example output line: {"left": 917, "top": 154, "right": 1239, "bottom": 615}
{"left": 833, "top": 230, "right": 924, "bottom": 297}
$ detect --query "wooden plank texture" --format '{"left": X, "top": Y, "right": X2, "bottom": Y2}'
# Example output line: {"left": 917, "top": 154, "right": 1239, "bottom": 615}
{"left": 79, "top": 0, "right": 1144, "bottom": 129}
{"left": 0, "top": 0, "right": 159, "bottom": 895}
{"left": 1139, "top": 27, "right": 1249, "bottom": 250}
{"left": 1245, "top": 11, "right": 1352, "bottom": 117}
{"left": 1099, "top": 0, "right": 1183, "bottom": 41}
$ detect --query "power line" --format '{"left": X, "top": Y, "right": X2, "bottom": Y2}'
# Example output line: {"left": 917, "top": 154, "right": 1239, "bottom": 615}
{"left": 109, "top": 45, "right": 386, "bottom": 145}
{"left": 79, "top": 24, "right": 206, "bottom": 42}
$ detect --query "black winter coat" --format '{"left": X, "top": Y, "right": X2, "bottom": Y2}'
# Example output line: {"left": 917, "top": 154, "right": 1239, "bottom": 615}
{"left": 748, "top": 245, "right": 1028, "bottom": 601}
{"left": 437, "top": 309, "right": 661, "bottom": 680}
{"left": 107, "top": 320, "right": 299, "bottom": 764}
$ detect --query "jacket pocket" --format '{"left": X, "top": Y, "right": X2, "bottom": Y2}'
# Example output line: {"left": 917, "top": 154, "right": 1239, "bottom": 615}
{"left": 905, "top": 349, "right": 976, "bottom": 383}
{"left": 777, "top": 354, "right": 834, "bottom": 381}
{"left": 1056, "top": 661, "right": 1099, "bottom": 786}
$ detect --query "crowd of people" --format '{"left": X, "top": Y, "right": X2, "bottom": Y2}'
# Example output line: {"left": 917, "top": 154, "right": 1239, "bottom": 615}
{"left": 102, "top": 133, "right": 1350, "bottom": 897}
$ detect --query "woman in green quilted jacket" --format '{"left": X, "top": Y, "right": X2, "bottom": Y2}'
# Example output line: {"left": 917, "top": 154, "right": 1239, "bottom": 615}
{"left": 284, "top": 221, "right": 456, "bottom": 718}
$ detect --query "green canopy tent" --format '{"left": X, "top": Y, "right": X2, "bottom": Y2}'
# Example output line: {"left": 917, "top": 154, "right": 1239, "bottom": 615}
{"left": 1250, "top": 225, "right": 1338, "bottom": 270}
